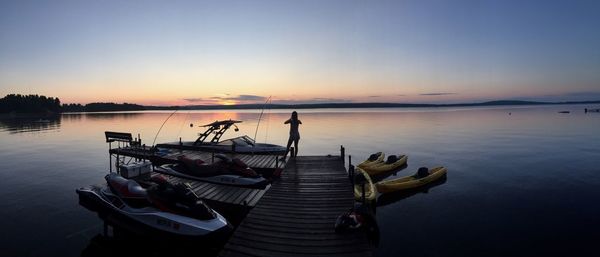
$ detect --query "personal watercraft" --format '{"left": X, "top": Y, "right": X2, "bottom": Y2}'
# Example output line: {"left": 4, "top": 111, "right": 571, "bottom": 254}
{"left": 76, "top": 173, "right": 232, "bottom": 241}
{"left": 156, "top": 120, "right": 286, "bottom": 154}
{"left": 153, "top": 154, "right": 269, "bottom": 188}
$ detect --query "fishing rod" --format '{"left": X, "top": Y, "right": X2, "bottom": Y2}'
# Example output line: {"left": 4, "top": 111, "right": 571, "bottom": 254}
{"left": 175, "top": 109, "right": 191, "bottom": 141}
{"left": 152, "top": 109, "right": 178, "bottom": 147}
{"left": 264, "top": 97, "right": 272, "bottom": 144}
{"left": 253, "top": 96, "right": 272, "bottom": 143}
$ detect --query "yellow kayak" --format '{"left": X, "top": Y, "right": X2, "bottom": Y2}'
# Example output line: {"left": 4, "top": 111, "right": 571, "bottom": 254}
{"left": 361, "top": 154, "right": 408, "bottom": 175}
{"left": 353, "top": 168, "right": 376, "bottom": 201}
{"left": 376, "top": 166, "right": 447, "bottom": 194}
{"left": 357, "top": 152, "right": 385, "bottom": 169}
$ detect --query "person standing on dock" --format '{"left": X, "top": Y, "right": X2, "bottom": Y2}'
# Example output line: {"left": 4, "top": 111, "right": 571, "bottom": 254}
{"left": 282, "top": 111, "right": 302, "bottom": 159}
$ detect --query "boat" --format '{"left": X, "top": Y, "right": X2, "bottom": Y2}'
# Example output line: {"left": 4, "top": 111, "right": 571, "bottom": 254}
{"left": 585, "top": 108, "right": 600, "bottom": 113}
{"left": 376, "top": 166, "right": 447, "bottom": 193}
{"left": 76, "top": 173, "right": 232, "bottom": 241}
{"left": 156, "top": 120, "right": 286, "bottom": 154}
{"left": 361, "top": 154, "right": 408, "bottom": 175}
{"left": 353, "top": 168, "right": 376, "bottom": 201}
{"left": 153, "top": 154, "right": 269, "bottom": 188}
{"left": 357, "top": 152, "right": 385, "bottom": 169}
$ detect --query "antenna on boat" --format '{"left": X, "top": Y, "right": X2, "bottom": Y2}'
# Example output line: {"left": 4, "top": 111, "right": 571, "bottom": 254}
{"left": 152, "top": 109, "right": 178, "bottom": 147}
{"left": 253, "top": 96, "right": 272, "bottom": 143}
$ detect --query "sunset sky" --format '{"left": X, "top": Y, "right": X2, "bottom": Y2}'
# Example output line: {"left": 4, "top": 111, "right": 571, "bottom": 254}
{"left": 1, "top": 0, "right": 599, "bottom": 105}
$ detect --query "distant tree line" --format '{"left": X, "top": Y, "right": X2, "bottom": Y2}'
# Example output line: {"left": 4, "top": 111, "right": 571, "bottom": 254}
{"left": 62, "top": 102, "right": 146, "bottom": 112}
{"left": 1, "top": 94, "right": 146, "bottom": 113}
{"left": 0, "top": 94, "right": 61, "bottom": 113}
{"left": 3, "top": 93, "right": 600, "bottom": 114}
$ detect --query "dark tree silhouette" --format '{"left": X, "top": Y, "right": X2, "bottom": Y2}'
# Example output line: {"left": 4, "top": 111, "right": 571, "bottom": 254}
{"left": 0, "top": 94, "right": 61, "bottom": 113}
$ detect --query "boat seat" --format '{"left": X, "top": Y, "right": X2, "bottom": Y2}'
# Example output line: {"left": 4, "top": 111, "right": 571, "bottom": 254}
{"left": 106, "top": 173, "right": 148, "bottom": 199}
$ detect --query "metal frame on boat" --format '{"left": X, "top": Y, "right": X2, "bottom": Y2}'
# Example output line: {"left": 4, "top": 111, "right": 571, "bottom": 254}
{"left": 156, "top": 119, "right": 286, "bottom": 154}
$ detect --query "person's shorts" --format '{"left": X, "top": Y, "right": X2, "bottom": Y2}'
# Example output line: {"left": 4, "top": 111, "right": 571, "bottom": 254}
{"left": 290, "top": 132, "right": 300, "bottom": 141}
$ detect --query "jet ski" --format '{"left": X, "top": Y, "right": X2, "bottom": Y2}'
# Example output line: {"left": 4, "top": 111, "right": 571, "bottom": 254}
{"left": 153, "top": 154, "right": 269, "bottom": 189}
{"left": 156, "top": 120, "right": 286, "bottom": 154}
{"left": 76, "top": 173, "right": 232, "bottom": 242}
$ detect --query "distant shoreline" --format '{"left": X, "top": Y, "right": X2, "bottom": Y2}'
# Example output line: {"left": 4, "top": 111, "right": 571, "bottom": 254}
{"left": 65, "top": 100, "right": 600, "bottom": 113}
{"left": 3, "top": 93, "right": 600, "bottom": 114}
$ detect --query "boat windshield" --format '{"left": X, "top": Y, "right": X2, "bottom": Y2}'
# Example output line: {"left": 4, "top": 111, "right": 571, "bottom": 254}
{"left": 217, "top": 136, "right": 255, "bottom": 147}
{"left": 241, "top": 136, "right": 255, "bottom": 145}
{"left": 217, "top": 140, "right": 233, "bottom": 146}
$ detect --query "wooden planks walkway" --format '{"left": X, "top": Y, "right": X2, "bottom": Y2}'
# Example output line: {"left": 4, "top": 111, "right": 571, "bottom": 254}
{"left": 219, "top": 156, "right": 373, "bottom": 257}
{"left": 166, "top": 176, "right": 267, "bottom": 208}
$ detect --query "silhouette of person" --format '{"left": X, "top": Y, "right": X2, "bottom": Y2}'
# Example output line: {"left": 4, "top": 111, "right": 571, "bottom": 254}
{"left": 282, "top": 111, "right": 301, "bottom": 159}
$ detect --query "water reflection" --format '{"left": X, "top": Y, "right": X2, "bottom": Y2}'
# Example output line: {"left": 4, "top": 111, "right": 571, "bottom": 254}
{"left": 75, "top": 112, "right": 143, "bottom": 120}
{"left": 1, "top": 105, "right": 599, "bottom": 256}
{"left": 81, "top": 219, "right": 220, "bottom": 257}
{"left": 376, "top": 175, "right": 448, "bottom": 207}
{"left": 0, "top": 116, "right": 61, "bottom": 134}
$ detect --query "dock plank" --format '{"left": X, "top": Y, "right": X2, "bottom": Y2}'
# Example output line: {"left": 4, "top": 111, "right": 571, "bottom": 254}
{"left": 220, "top": 156, "right": 372, "bottom": 257}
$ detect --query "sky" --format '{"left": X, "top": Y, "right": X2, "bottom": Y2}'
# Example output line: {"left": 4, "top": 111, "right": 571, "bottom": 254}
{"left": 1, "top": 0, "right": 599, "bottom": 105}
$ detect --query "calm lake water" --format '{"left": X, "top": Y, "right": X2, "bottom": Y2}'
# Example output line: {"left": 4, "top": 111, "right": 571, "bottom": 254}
{"left": 1, "top": 105, "right": 600, "bottom": 257}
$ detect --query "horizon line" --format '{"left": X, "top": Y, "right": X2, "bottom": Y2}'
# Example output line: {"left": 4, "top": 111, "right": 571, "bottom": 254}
{"left": 62, "top": 99, "right": 600, "bottom": 112}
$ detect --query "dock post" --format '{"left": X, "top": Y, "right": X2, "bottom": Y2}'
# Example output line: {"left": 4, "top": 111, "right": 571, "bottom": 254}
{"left": 348, "top": 155, "right": 352, "bottom": 179}
{"left": 212, "top": 152, "right": 215, "bottom": 163}
{"left": 349, "top": 164, "right": 355, "bottom": 187}
{"left": 116, "top": 152, "right": 119, "bottom": 174}
{"left": 275, "top": 155, "right": 279, "bottom": 168}
{"left": 349, "top": 155, "right": 352, "bottom": 167}
{"left": 108, "top": 142, "right": 112, "bottom": 173}
{"left": 179, "top": 137, "right": 182, "bottom": 152}
{"left": 340, "top": 145, "right": 345, "bottom": 164}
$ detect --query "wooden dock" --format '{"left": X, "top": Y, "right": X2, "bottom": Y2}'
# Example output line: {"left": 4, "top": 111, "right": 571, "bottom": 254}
{"left": 219, "top": 156, "right": 373, "bottom": 257}
{"left": 167, "top": 176, "right": 267, "bottom": 208}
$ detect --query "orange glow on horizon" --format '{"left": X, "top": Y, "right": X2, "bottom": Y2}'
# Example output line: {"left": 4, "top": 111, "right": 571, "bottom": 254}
{"left": 219, "top": 100, "right": 237, "bottom": 106}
